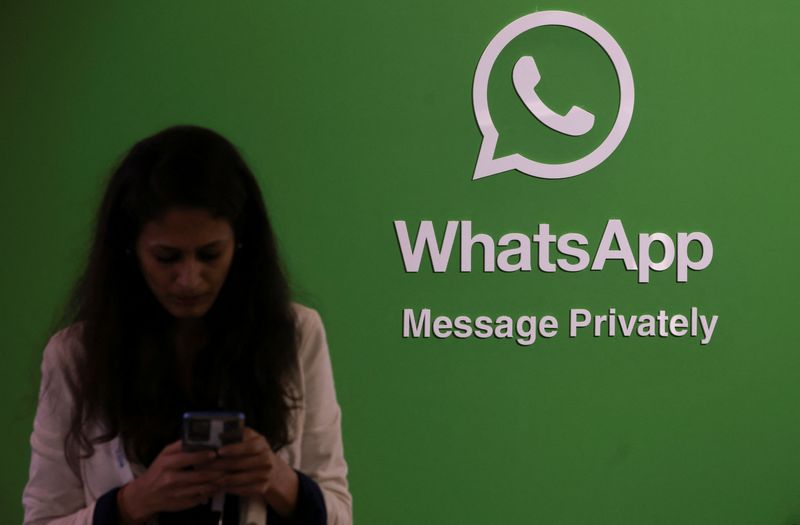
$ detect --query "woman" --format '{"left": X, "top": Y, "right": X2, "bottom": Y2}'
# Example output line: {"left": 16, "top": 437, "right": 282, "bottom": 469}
{"left": 22, "top": 126, "right": 352, "bottom": 525}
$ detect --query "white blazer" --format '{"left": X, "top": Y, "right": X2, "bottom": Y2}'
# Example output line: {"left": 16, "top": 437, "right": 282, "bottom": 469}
{"left": 22, "top": 304, "right": 352, "bottom": 525}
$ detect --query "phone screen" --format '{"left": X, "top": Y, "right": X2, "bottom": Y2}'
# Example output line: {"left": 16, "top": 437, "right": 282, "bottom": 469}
{"left": 182, "top": 411, "right": 245, "bottom": 451}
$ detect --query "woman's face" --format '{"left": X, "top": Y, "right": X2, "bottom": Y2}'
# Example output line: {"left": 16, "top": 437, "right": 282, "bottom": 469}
{"left": 135, "top": 207, "right": 235, "bottom": 319}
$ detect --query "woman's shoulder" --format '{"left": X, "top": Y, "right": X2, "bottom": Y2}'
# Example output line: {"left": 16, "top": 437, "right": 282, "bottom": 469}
{"left": 41, "top": 323, "right": 85, "bottom": 374}
{"left": 288, "top": 303, "right": 332, "bottom": 364}
{"left": 290, "top": 302, "right": 323, "bottom": 330}
{"left": 35, "top": 324, "right": 86, "bottom": 412}
{"left": 48, "top": 323, "right": 84, "bottom": 344}
{"left": 290, "top": 302, "right": 328, "bottom": 347}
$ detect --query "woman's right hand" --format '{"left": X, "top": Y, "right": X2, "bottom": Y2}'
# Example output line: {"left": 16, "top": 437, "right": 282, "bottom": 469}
{"left": 116, "top": 439, "right": 224, "bottom": 524}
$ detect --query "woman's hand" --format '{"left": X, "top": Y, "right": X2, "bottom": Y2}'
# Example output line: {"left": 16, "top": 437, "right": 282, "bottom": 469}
{"left": 117, "top": 439, "right": 224, "bottom": 524}
{"left": 210, "top": 427, "right": 300, "bottom": 517}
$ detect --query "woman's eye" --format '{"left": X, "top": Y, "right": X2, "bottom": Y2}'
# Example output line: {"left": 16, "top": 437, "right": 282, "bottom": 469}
{"left": 155, "top": 254, "right": 180, "bottom": 264}
{"left": 153, "top": 251, "right": 220, "bottom": 263}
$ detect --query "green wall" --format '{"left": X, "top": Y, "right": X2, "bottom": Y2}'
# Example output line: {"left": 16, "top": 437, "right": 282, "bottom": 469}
{"left": 2, "top": 1, "right": 799, "bottom": 523}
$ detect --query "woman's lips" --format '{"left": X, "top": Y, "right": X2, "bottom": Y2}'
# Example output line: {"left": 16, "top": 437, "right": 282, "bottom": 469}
{"left": 172, "top": 295, "right": 207, "bottom": 306}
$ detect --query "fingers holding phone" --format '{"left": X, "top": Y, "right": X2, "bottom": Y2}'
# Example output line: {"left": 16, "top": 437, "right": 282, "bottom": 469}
{"left": 210, "top": 427, "right": 277, "bottom": 497}
{"left": 117, "top": 439, "right": 225, "bottom": 523}
{"left": 181, "top": 417, "right": 300, "bottom": 516}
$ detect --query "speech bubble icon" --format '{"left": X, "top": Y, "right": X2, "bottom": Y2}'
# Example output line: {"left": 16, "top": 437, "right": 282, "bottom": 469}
{"left": 473, "top": 10, "right": 635, "bottom": 180}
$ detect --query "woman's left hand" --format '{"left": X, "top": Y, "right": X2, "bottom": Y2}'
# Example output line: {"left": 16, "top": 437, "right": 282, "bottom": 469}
{"left": 209, "top": 427, "right": 299, "bottom": 515}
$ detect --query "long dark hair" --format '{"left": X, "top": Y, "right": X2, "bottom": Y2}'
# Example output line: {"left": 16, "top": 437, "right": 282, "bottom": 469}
{"left": 60, "top": 125, "right": 298, "bottom": 472}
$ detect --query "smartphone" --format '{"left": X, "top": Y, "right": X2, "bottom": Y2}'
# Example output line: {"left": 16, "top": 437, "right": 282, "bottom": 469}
{"left": 182, "top": 411, "right": 245, "bottom": 451}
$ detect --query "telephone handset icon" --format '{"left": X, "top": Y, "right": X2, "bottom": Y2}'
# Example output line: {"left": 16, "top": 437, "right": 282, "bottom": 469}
{"left": 512, "top": 55, "right": 595, "bottom": 137}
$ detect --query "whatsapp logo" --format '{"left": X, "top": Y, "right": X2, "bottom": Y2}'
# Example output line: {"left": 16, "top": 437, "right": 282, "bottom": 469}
{"left": 473, "top": 11, "right": 634, "bottom": 180}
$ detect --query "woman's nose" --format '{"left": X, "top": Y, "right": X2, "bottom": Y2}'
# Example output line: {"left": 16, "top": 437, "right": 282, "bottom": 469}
{"left": 175, "top": 257, "right": 202, "bottom": 289}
